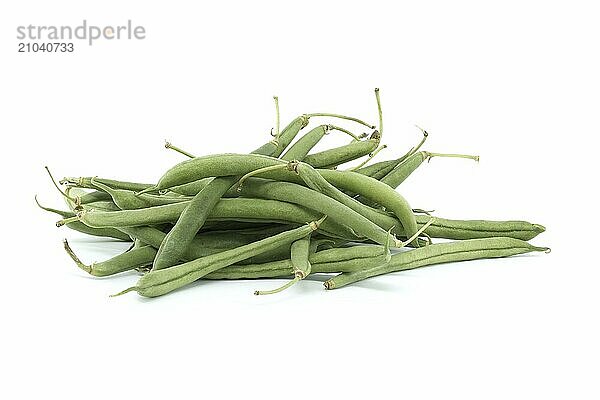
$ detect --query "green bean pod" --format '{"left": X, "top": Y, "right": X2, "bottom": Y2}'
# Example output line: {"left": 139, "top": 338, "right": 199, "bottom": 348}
{"left": 64, "top": 239, "right": 156, "bottom": 277}
{"left": 380, "top": 151, "right": 479, "bottom": 190}
{"left": 353, "top": 128, "right": 428, "bottom": 180}
{"left": 291, "top": 236, "right": 312, "bottom": 278}
{"left": 313, "top": 169, "right": 419, "bottom": 246}
{"left": 354, "top": 158, "right": 400, "bottom": 179}
{"left": 416, "top": 215, "right": 546, "bottom": 241}
{"left": 379, "top": 151, "right": 429, "bottom": 188}
{"left": 253, "top": 234, "right": 315, "bottom": 295}
{"left": 302, "top": 131, "right": 380, "bottom": 168}
{"left": 140, "top": 153, "right": 284, "bottom": 193}
{"left": 120, "top": 225, "right": 304, "bottom": 266}
{"left": 239, "top": 178, "right": 394, "bottom": 246}
{"left": 76, "top": 190, "right": 113, "bottom": 204}
{"left": 118, "top": 218, "right": 324, "bottom": 298}
{"left": 91, "top": 178, "right": 191, "bottom": 209}
{"left": 324, "top": 237, "right": 550, "bottom": 289}
{"left": 281, "top": 125, "right": 329, "bottom": 161}
{"left": 64, "top": 198, "right": 356, "bottom": 239}
{"left": 195, "top": 243, "right": 388, "bottom": 279}
{"left": 292, "top": 161, "right": 402, "bottom": 234}
{"left": 252, "top": 115, "right": 310, "bottom": 156}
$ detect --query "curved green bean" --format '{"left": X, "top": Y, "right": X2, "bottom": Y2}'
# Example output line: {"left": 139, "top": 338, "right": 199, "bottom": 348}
{"left": 60, "top": 197, "right": 356, "bottom": 239}
{"left": 302, "top": 131, "right": 380, "bottom": 168}
{"left": 64, "top": 239, "right": 156, "bottom": 277}
{"left": 115, "top": 218, "right": 324, "bottom": 298}
{"left": 238, "top": 178, "right": 395, "bottom": 246}
{"left": 324, "top": 237, "right": 550, "bottom": 289}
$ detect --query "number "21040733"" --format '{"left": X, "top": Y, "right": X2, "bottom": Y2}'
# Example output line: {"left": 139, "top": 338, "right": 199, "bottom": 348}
{"left": 18, "top": 42, "right": 74, "bottom": 52}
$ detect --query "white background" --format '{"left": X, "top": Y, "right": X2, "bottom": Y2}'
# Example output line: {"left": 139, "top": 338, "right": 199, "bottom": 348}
{"left": 1, "top": 1, "right": 599, "bottom": 399}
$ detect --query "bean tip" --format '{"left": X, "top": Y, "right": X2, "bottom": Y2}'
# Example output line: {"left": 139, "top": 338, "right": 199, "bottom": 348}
{"left": 110, "top": 287, "right": 137, "bottom": 298}
{"left": 532, "top": 224, "right": 546, "bottom": 233}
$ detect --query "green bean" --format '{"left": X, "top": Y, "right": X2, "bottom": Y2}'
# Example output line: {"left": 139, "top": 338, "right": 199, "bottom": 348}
{"left": 203, "top": 243, "right": 388, "bottom": 279}
{"left": 292, "top": 160, "right": 405, "bottom": 233}
{"left": 324, "top": 237, "right": 550, "bottom": 289}
{"left": 75, "top": 190, "right": 112, "bottom": 204}
{"left": 90, "top": 178, "right": 190, "bottom": 210}
{"left": 170, "top": 177, "right": 248, "bottom": 197}
{"left": 239, "top": 178, "right": 396, "bottom": 246}
{"left": 416, "top": 215, "right": 546, "bottom": 241}
{"left": 35, "top": 196, "right": 132, "bottom": 241}
{"left": 168, "top": 178, "right": 213, "bottom": 197}
{"left": 60, "top": 197, "right": 356, "bottom": 239}
{"left": 351, "top": 125, "right": 428, "bottom": 182}
{"left": 312, "top": 245, "right": 384, "bottom": 263}
{"left": 354, "top": 158, "right": 399, "bottom": 178}
{"left": 250, "top": 115, "right": 310, "bottom": 157}
{"left": 69, "top": 199, "right": 121, "bottom": 212}
{"left": 138, "top": 154, "right": 283, "bottom": 194}
{"left": 282, "top": 124, "right": 367, "bottom": 162}
{"left": 119, "top": 225, "right": 303, "bottom": 266}
{"left": 114, "top": 218, "right": 325, "bottom": 298}
{"left": 381, "top": 151, "right": 479, "bottom": 189}
{"left": 311, "top": 169, "right": 419, "bottom": 245}
{"left": 291, "top": 236, "right": 312, "bottom": 278}
{"left": 63, "top": 239, "right": 156, "bottom": 277}
{"left": 281, "top": 125, "right": 329, "bottom": 161}
{"left": 200, "top": 221, "right": 287, "bottom": 233}
{"left": 254, "top": 235, "right": 312, "bottom": 295}
{"left": 202, "top": 259, "right": 295, "bottom": 280}
{"left": 355, "top": 138, "right": 425, "bottom": 179}
{"left": 302, "top": 130, "right": 381, "bottom": 168}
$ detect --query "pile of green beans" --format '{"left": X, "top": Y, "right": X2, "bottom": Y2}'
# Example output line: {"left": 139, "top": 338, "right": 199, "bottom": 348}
{"left": 37, "top": 90, "right": 549, "bottom": 299}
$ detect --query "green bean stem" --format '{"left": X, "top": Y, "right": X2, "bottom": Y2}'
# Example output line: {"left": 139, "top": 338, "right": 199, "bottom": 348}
{"left": 273, "top": 96, "right": 280, "bottom": 139}
{"left": 306, "top": 113, "right": 375, "bottom": 129}
{"left": 165, "top": 141, "right": 195, "bottom": 158}
{"left": 349, "top": 144, "right": 388, "bottom": 171}
{"left": 374, "top": 88, "right": 383, "bottom": 138}
{"left": 35, "top": 196, "right": 131, "bottom": 241}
